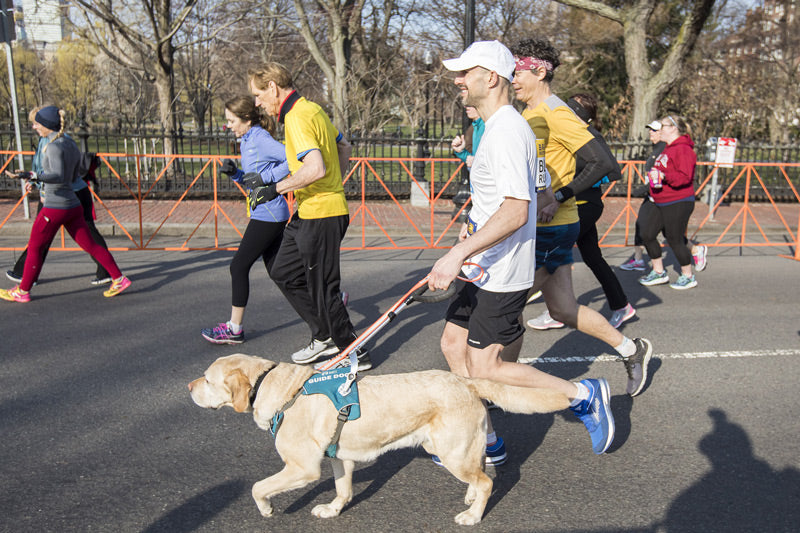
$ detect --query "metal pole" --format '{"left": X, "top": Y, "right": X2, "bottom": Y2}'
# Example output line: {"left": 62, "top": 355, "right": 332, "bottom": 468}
{"left": 465, "top": 0, "right": 475, "bottom": 48}
{"left": 4, "top": 40, "right": 28, "bottom": 218}
{"left": 451, "top": 0, "right": 476, "bottom": 221}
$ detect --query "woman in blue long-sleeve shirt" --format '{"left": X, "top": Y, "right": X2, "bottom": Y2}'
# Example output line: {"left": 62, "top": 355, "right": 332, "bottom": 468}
{"left": 201, "top": 96, "right": 290, "bottom": 344}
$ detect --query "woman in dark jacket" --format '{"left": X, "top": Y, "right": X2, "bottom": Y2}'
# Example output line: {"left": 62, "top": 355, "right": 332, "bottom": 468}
{"left": 567, "top": 94, "right": 635, "bottom": 327}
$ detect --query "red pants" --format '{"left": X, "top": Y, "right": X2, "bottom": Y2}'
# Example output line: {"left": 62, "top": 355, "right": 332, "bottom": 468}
{"left": 21, "top": 206, "right": 122, "bottom": 291}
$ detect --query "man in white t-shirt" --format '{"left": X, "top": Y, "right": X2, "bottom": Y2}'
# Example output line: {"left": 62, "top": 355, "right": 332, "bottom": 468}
{"left": 428, "top": 40, "right": 615, "bottom": 461}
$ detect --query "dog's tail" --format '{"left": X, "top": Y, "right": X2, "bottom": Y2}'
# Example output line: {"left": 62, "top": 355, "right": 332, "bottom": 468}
{"left": 468, "top": 378, "right": 570, "bottom": 413}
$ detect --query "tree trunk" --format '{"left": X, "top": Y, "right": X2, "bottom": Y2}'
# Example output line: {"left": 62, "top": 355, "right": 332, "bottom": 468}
{"left": 555, "top": 0, "right": 715, "bottom": 140}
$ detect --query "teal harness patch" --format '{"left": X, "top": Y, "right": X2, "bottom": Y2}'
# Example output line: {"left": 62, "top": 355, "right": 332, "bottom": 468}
{"left": 302, "top": 369, "right": 361, "bottom": 420}
{"left": 269, "top": 368, "right": 360, "bottom": 458}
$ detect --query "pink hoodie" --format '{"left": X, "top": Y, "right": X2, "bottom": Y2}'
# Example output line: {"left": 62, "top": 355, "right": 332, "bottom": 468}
{"left": 649, "top": 135, "right": 696, "bottom": 204}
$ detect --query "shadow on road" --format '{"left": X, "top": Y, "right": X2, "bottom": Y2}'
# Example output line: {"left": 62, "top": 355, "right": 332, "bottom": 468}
{"left": 661, "top": 408, "right": 800, "bottom": 532}
{"left": 141, "top": 479, "right": 247, "bottom": 533}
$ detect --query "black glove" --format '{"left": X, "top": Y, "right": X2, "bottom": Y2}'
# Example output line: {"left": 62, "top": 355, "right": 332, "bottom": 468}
{"left": 220, "top": 159, "right": 237, "bottom": 177}
{"left": 12, "top": 170, "right": 34, "bottom": 181}
{"left": 241, "top": 172, "right": 263, "bottom": 190}
{"left": 248, "top": 183, "right": 278, "bottom": 211}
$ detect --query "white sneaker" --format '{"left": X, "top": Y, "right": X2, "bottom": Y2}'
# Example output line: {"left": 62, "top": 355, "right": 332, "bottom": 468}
{"left": 291, "top": 337, "right": 339, "bottom": 364}
{"left": 692, "top": 245, "right": 708, "bottom": 272}
{"left": 609, "top": 303, "right": 636, "bottom": 328}
{"left": 526, "top": 310, "right": 565, "bottom": 330}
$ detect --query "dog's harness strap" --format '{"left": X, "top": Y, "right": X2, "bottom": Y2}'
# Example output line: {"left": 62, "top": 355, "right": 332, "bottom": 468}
{"left": 325, "top": 405, "right": 352, "bottom": 458}
{"left": 269, "top": 388, "right": 303, "bottom": 437}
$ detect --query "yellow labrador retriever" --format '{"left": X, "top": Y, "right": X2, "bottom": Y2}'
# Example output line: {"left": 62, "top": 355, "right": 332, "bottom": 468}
{"left": 188, "top": 353, "right": 569, "bottom": 525}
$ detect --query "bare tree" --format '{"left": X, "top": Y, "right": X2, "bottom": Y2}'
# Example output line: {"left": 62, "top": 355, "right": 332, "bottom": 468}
{"left": 68, "top": 0, "right": 200, "bottom": 155}
{"left": 262, "top": 0, "right": 366, "bottom": 131}
{"left": 50, "top": 39, "right": 99, "bottom": 119}
{"left": 736, "top": 0, "right": 800, "bottom": 142}
{"left": 552, "top": 0, "right": 715, "bottom": 140}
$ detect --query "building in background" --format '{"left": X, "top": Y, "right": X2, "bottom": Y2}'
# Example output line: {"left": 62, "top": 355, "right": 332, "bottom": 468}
{"left": 17, "top": 0, "right": 66, "bottom": 48}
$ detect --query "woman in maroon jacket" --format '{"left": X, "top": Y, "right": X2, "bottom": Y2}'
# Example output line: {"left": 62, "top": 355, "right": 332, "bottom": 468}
{"left": 637, "top": 115, "right": 700, "bottom": 290}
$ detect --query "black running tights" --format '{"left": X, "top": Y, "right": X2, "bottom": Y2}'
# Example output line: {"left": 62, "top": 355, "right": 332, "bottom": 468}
{"left": 230, "top": 218, "right": 285, "bottom": 308}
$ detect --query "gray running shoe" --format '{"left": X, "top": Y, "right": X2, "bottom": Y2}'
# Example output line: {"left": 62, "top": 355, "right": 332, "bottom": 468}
{"left": 609, "top": 303, "right": 636, "bottom": 328}
{"left": 638, "top": 269, "right": 669, "bottom": 286}
{"left": 622, "top": 338, "right": 653, "bottom": 396}
{"left": 314, "top": 347, "right": 372, "bottom": 371}
{"left": 291, "top": 337, "right": 339, "bottom": 364}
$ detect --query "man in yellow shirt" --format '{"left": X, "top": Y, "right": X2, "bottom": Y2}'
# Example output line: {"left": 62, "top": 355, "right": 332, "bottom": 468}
{"left": 509, "top": 38, "right": 652, "bottom": 397}
{"left": 248, "top": 62, "right": 370, "bottom": 370}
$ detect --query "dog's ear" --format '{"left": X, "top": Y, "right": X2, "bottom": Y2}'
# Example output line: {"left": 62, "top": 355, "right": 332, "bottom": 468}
{"left": 225, "top": 369, "right": 252, "bottom": 413}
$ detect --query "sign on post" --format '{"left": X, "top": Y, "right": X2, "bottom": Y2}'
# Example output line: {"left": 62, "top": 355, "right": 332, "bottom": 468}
{"left": 715, "top": 137, "right": 738, "bottom": 168}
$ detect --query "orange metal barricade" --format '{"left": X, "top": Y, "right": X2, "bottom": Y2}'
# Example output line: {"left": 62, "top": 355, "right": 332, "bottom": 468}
{"left": 1, "top": 151, "right": 798, "bottom": 261}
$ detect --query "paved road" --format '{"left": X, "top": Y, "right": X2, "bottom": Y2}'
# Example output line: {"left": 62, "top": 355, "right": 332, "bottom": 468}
{"left": 1, "top": 240, "right": 798, "bottom": 533}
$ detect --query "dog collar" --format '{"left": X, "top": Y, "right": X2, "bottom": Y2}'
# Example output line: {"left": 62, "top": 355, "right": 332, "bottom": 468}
{"left": 249, "top": 370, "right": 270, "bottom": 407}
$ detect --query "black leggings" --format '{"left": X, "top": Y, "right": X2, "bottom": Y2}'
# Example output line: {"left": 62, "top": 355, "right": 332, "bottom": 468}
{"left": 577, "top": 200, "right": 629, "bottom": 310}
{"left": 638, "top": 200, "right": 695, "bottom": 267}
{"left": 633, "top": 196, "right": 689, "bottom": 249}
{"left": 230, "top": 218, "right": 285, "bottom": 308}
{"left": 12, "top": 187, "right": 110, "bottom": 279}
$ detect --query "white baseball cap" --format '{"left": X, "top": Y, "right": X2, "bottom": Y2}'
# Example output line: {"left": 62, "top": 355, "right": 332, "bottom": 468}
{"left": 646, "top": 120, "right": 662, "bottom": 131}
{"left": 442, "top": 40, "right": 516, "bottom": 82}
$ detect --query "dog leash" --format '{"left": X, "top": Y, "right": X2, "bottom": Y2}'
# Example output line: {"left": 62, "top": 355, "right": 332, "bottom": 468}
{"left": 317, "top": 263, "right": 485, "bottom": 397}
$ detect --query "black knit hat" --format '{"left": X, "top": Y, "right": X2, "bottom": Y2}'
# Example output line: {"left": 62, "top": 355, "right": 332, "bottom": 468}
{"left": 35, "top": 106, "right": 61, "bottom": 131}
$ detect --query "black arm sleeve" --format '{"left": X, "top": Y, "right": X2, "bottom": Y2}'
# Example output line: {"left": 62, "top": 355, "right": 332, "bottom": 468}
{"left": 563, "top": 137, "right": 620, "bottom": 199}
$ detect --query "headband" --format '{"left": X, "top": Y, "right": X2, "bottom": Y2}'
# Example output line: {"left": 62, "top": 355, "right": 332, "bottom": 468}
{"left": 514, "top": 56, "right": 554, "bottom": 73}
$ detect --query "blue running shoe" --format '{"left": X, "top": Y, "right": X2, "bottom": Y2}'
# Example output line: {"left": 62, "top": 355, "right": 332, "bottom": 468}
{"left": 485, "top": 437, "right": 507, "bottom": 465}
{"left": 570, "top": 378, "right": 615, "bottom": 454}
{"left": 432, "top": 437, "right": 508, "bottom": 466}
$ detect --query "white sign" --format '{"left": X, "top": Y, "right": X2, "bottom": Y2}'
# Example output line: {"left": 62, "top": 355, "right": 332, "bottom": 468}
{"left": 715, "top": 137, "right": 737, "bottom": 168}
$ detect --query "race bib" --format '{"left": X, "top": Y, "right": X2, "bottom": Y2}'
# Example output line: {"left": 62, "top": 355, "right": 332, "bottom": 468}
{"left": 535, "top": 139, "right": 548, "bottom": 192}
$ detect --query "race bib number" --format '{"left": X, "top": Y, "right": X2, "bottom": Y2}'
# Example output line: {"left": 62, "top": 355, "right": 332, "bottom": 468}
{"left": 535, "top": 139, "right": 548, "bottom": 192}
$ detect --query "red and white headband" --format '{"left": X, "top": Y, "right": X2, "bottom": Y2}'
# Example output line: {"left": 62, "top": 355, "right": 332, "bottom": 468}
{"left": 514, "top": 56, "right": 554, "bottom": 73}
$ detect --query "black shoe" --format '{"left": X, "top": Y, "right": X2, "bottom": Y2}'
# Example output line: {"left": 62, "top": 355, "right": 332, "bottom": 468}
{"left": 90, "top": 276, "right": 113, "bottom": 286}
{"left": 6, "top": 270, "right": 22, "bottom": 283}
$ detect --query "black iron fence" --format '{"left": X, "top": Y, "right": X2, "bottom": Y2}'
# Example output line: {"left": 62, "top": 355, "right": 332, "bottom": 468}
{"left": 1, "top": 125, "right": 798, "bottom": 202}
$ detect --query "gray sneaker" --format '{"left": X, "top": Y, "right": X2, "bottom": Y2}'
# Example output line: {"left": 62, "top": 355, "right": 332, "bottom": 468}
{"left": 314, "top": 347, "right": 372, "bottom": 371}
{"left": 622, "top": 338, "right": 653, "bottom": 396}
{"left": 291, "top": 337, "right": 339, "bottom": 364}
{"left": 638, "top": 269, "right": 669, "bottom": 286}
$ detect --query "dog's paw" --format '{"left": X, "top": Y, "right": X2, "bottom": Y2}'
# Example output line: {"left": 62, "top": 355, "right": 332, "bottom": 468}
{"left": 312, "top": 503, "right": 342, "bottom": 518}
{"left": 454, "top": 509, "right": 482, "bottom": 526}
{"left": 465, "top": 485, "right": 477, "bottom": 505}
{"left": 255, "top": 500, "right": 274, "bottom": 517}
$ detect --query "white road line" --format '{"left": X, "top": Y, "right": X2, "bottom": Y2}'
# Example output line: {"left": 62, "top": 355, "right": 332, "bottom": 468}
{"left": 518, "top": 348, "right": 800, "bottom": 365}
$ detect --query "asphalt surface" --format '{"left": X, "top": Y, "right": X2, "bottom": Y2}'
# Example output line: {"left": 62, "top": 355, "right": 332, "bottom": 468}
{"left": 1, "top": 238, "right": 799, "bottom": 533}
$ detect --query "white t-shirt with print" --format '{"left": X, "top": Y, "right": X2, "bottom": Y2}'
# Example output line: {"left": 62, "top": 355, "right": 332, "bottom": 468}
{"left": 462, "top": 104, "right": 548, "bottom": 292}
